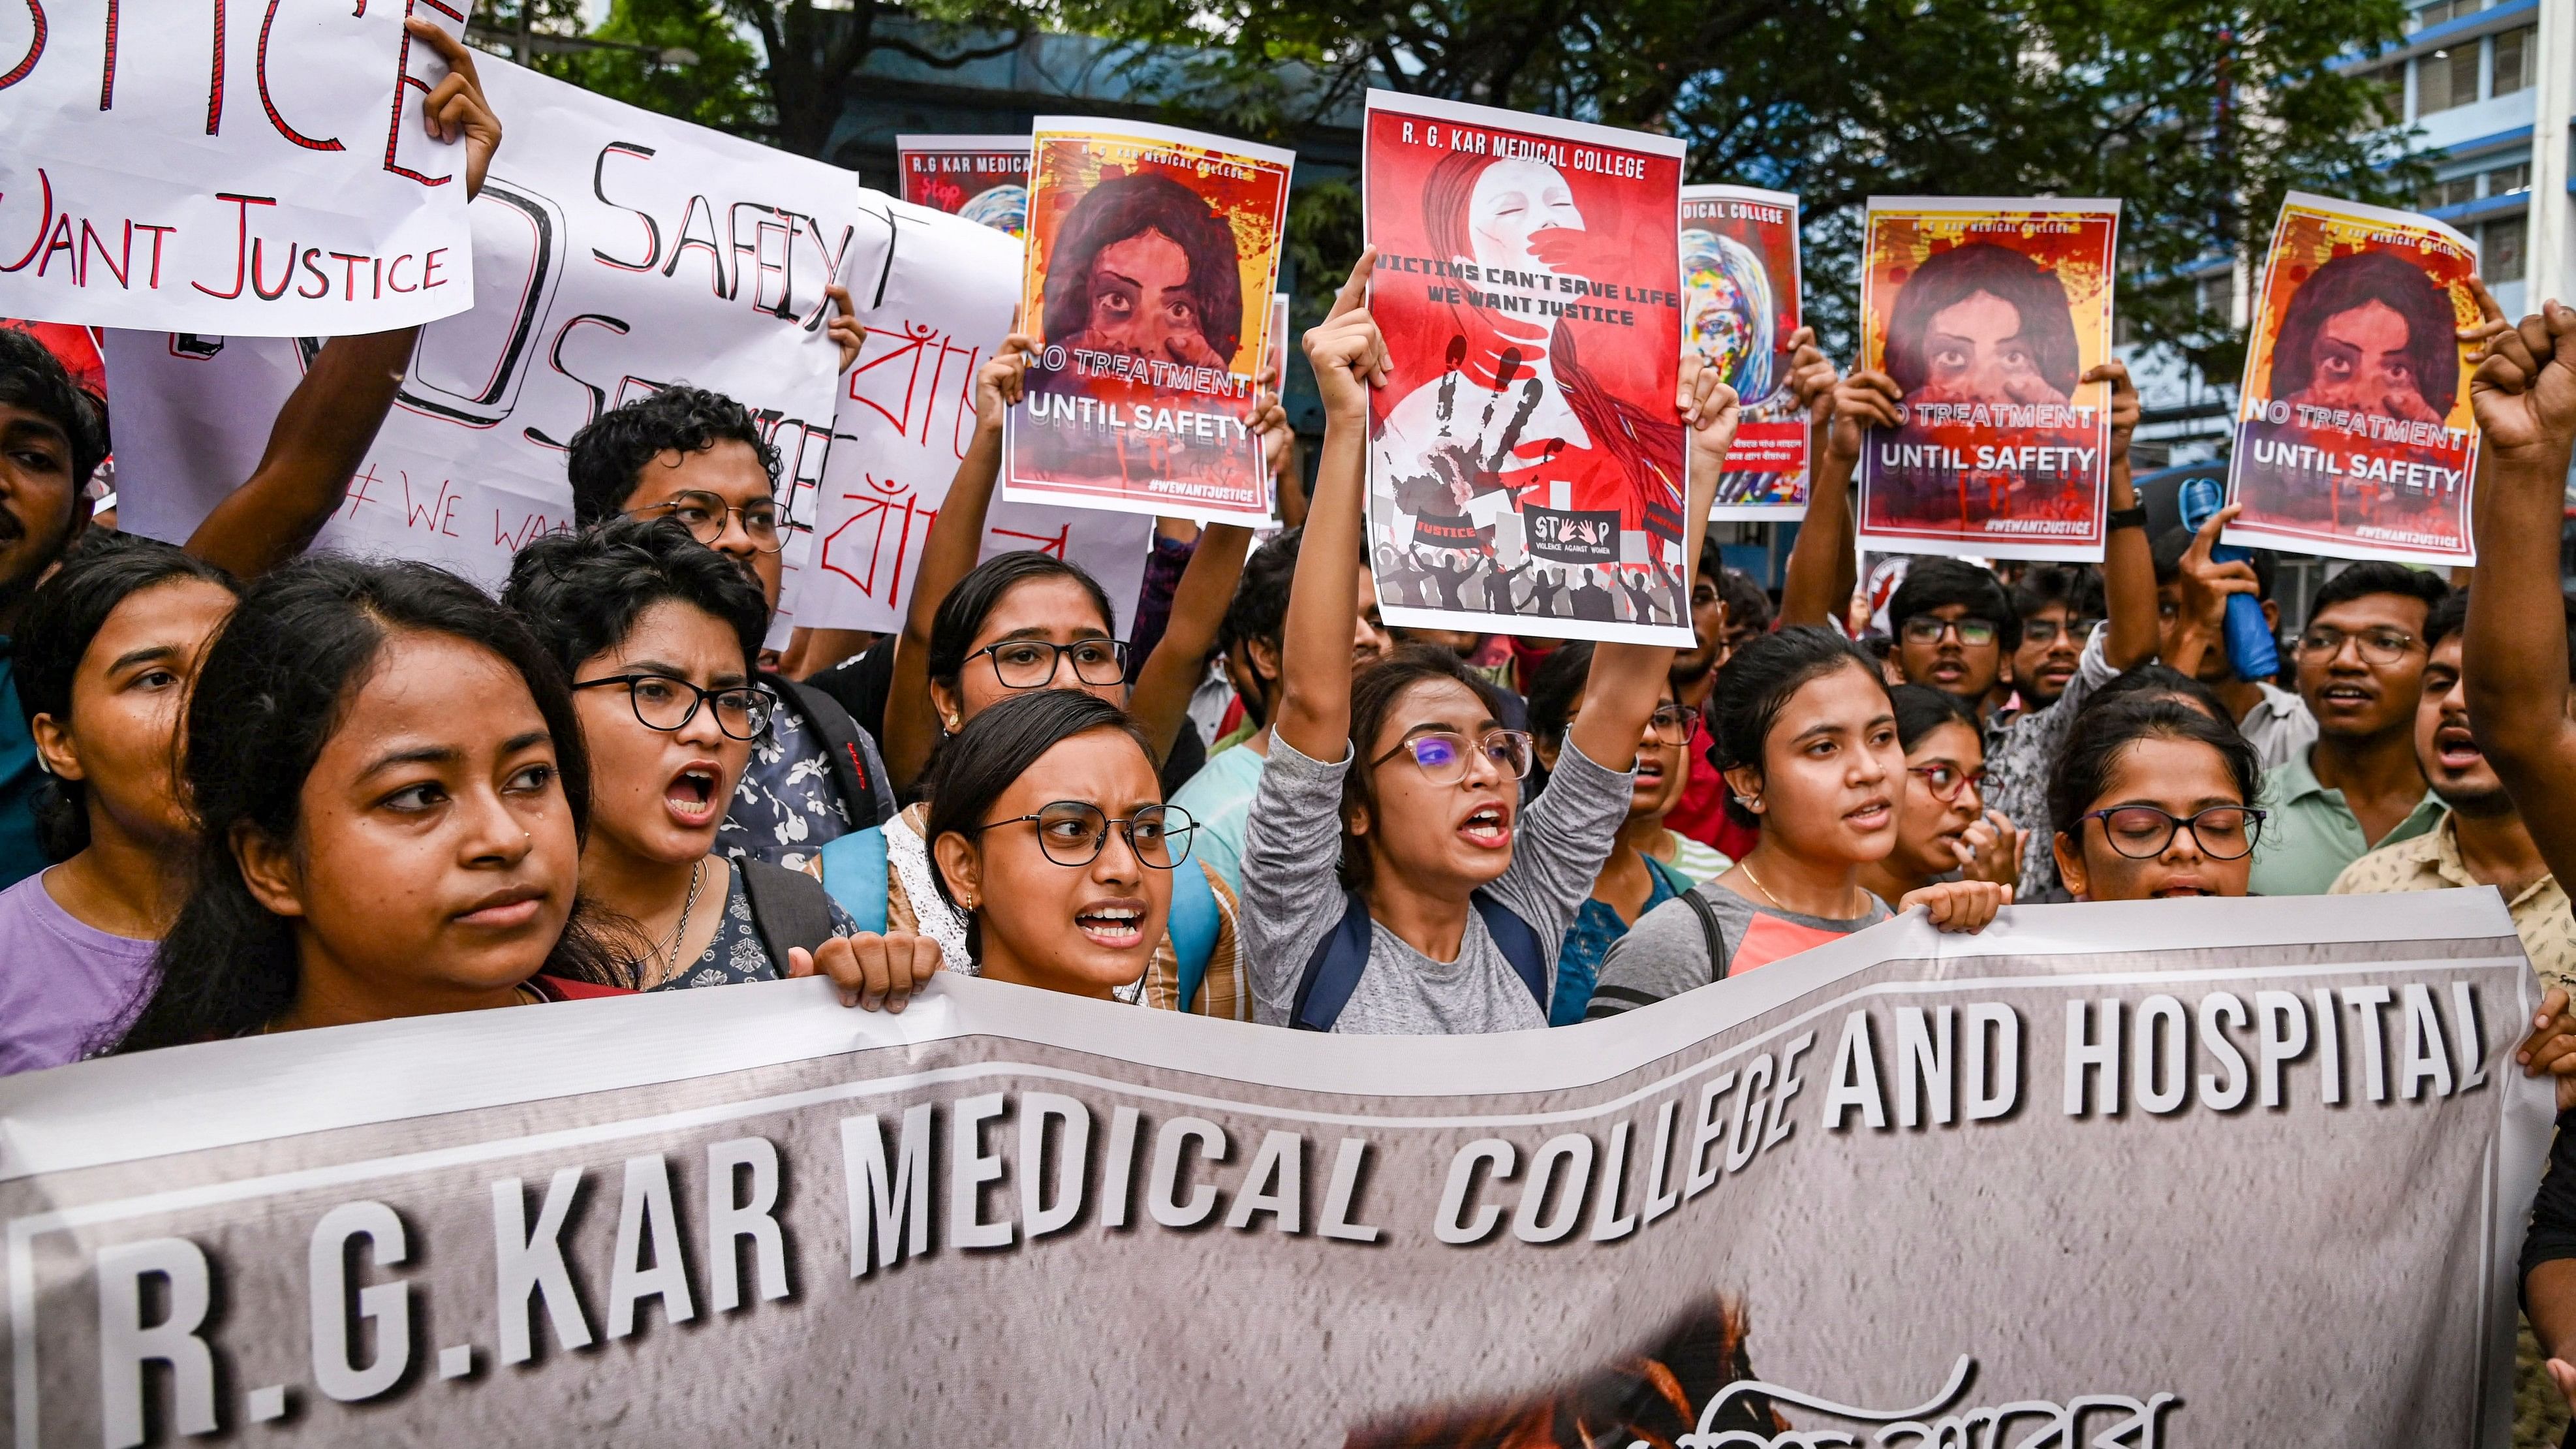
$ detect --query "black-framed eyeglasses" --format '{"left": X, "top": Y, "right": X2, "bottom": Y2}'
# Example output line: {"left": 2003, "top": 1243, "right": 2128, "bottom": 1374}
{"left": 976, "top": 800, "right": 1196, "bottom": 869}
{"left": 625, "top": 490, "right": 790, "bottom": 554}
{"left": 2021, "top": 616, "right": 2102, "bottom": 647}
{"left": 1371, "top": 728, "right": 1536, "bottom": 785}
{"left": 1900, "top": 614, "right": 2000, "bottom": 648}
{"left": 2079, "top": 804, "right": 2267, "bottom": 861}
{"left": 573, "top": 673, "right": 775, "bottom": 741}
{"left": 972, "top": 638, "right": 1131, "bottom": 690}
{"left": 2295, "top": 625, "right": 2419, "bottom": 666}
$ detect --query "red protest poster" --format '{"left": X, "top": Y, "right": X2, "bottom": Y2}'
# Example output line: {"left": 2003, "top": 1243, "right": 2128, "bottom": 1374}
{"left": 1854, "top": 197, "right": 2122, "bottom": 562}
{"left": 2223, "top": 193, "right": 2481, "bottom": 567}
{"left": 895, "top": 135, "right": 1031, "bottom": 236}
{"left": 1004, "top": 117, "right": 1294, "bottom": 525}
{"left": 1361, "top": 90, "right": 1692, "bottom": 647}
{"left": 1683, "top": 184, "right": 1806, "bottom": 520}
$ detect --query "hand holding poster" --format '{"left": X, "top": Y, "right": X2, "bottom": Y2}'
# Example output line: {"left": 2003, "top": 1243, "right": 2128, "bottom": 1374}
{"left": 1362, "top": 91, "right": 1693, "bottom": 645}
{"left": 0, "top": 0, "right": 478, "bottom": 334}
{"left": 1855, "top": 197, "right": 2122, "bottom": 562}
{"left": 895, "top": 135, "right": 1030, "bottom": 236}
{"left": 1683, "top": 184, "right": 1807, "bottom": 519}
{"left": 1004, "top": 117, "right": 1293, "bottom": 527}
{"left": 2223, "top": 192, "right": 2482, "bottom": 566}
{"left": 104, "top": 59, "right": 856, "bottom": 586}
{"left": 0, "top": 892, "right": 2545, "bottom": 1443}
{"left": 799, "top": 195, "right": 1151, "bottom": 635}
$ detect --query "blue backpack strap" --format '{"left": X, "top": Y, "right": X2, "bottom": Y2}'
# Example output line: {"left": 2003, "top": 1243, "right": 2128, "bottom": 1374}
{"left": 817, "top": 826, "right": 890, "bottom": 936}
{"left": 1168, "top": 862, "right": 1220, "bottom": 1012}
{"left": 1471, "top": 892, "right": 1549, "bottom": 1012}
{"left": 1290, "top": 892, "right": 1376, "bottom": 1032}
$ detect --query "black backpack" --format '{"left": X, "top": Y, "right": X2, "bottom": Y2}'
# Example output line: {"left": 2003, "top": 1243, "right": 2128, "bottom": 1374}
{"left": 764, "top": 672, "right": 886, "bottom": 828}
{"left": 1288, "top": 891, "right": 1548, "bottom": 1031}
{"left": 734, "top": 858, "right": 843, "bottom": 969}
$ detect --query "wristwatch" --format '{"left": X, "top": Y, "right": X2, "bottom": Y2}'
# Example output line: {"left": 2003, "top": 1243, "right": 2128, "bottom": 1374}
{"left": 2105, "top": 504, "right": 2149, "bottom": 531}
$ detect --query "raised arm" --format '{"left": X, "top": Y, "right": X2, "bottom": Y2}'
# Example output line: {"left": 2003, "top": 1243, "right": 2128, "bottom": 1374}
{"left": 1777, "top": 338, "right": 1862, "bottom": 629}
{"left": 1273, "top": 255, "right": 1386, "bottom": 763}
{"left": 882, "top": 334, "right": 1033, "bottom": 789}
{"left": 1129, "top": 508, "right": 1258, "bottom": 762}
{"left": 185, "top": 20, "right": 501, "bottom": 579}
{"left": 1568, "top": 359, "right": 1738, "bottom": 766}
{"left": 2090, "top": 360, "right": 2157, "bottom": 671}
{"left": 2462, "top": 291, "right": 2576, "bottom": 883}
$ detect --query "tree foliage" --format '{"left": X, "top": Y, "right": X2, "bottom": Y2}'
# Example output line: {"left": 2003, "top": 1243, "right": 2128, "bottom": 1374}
{"left": 1085, "top": 0, "right": 2430, "bottom": 380}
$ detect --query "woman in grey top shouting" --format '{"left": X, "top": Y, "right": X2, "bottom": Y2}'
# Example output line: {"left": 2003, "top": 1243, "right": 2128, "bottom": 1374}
{"left": 1237, "top": 250, "right": 1739, "bottom": 1035}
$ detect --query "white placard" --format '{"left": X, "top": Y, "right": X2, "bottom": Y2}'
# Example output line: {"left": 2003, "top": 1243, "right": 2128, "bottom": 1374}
{"left": 104, "top": 59, "right": 855, "bottom": 587}
{"left": 0, "top": 0, "right": 479, "bottom": 334}
{"left": 798, "top": 195, "right": 1150, "bottom": 637}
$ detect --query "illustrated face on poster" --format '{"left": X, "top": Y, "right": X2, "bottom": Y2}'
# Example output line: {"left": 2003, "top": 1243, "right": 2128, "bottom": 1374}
{"left": 2223, "top": 193, "right": 2479, "bottom": 567}
{"left": 798, "top": 195, "right": 1152, "bottom": 636}
{"left": 1004, "top": 118, "right": 1292, "bottom": 526}
{"left": 895, "top": 136, "right": 1031, "bottom": 237}
{"left": 1855, "top": 198, "right": 2120, "bottom": 563}
{"left": 1361, "top": 91, "right": 1690, "bottom": 647}
{"left": 1682, "top": 185, "right": 1805, "bottom": 519}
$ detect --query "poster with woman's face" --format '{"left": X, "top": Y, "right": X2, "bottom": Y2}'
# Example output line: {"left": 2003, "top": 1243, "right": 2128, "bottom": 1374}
{"left": 1683, "top": 184, "right": 1806, "bottom": 520}
{"left": 1361, "top": 89, "right": 1692, "bottom": 647}
{"left": 896, "top": 135, "right": 1031, "bottom": 237}
{"left": 1003, "top": 118, "right": 1294, "bottom": 526}
{"left": 1854, "top": 198, "right": 2121, "bottom": 563}
{"left": 2222, "top": 193, "right": 2481, "bottom": 567}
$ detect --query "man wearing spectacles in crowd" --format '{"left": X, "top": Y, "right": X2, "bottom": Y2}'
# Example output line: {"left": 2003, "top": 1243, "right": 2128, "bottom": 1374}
{"left": 2246, "top": 561, "right": 2447, "bottom": 897}
{"left": 566, "top": 387, "right": 895, "bottom": 870}
{"left": 2331, "top": 590, "right": 2576, "bottom": 991}
{"left": 2002, "top": 564, "right": 2103, "bottom": 717}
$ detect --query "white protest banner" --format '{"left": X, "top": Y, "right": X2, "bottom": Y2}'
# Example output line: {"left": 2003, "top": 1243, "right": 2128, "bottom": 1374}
{"left": 101, "top": 57, "right": 854, "bottom": 587}
{"left": 0, "top": 891, "right": 2545, "bottom": 1444}
{"left": 798, "top": 195, "right": 1151, "bottom": 637}
{"left": 0, "top": 0, "right": 478, "bottom": 334}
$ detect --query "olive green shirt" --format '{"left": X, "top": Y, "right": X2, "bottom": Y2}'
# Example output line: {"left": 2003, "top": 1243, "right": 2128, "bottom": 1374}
{"left": 2247, "top": 746, "right": 2444, "bottom": 897}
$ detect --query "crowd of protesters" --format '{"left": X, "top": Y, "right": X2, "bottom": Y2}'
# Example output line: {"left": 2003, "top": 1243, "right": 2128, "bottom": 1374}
{"left": 13, "top": 40, "right": 2576, "bottom": 1435}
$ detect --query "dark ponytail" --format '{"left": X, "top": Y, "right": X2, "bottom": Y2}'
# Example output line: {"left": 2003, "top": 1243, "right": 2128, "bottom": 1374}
{"left": 112, "top": 556, "right": 618, "bottom": 1053}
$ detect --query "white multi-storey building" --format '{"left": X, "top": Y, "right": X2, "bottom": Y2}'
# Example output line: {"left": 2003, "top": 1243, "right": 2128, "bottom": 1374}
{"left": 2128, "top": 0, "right": 2573, "bottom": 468}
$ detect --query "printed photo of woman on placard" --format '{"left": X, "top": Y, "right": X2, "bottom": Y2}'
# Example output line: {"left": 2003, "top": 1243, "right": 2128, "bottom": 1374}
{"left": 1006, "top": 119, "right": 1293, "bottom": 527}
{"left": 2222, "top": 193, "right": 2481, "bottom": 567}
{"left": 1854, "top": 198, "right": 2120, "bottom": 563}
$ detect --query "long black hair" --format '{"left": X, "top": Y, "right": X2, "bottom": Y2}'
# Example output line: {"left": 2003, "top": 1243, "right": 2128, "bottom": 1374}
{"left": 1707, "top": 626, "right": 1886, "bottom": 827}
{"left": 13, "top": 532, "right": 235, "bottom": 861}
{"left": 920, "top": 689, "right": 1154, "bottom": 961}
{"left": 1889, "top": 683, "right": 1979, "bottom": 753}
{"left": 925, "top": 550, "right": 1119, "bottom": 694}
{"left": 2048, "top": 693, "right": 2262, "bottom": 842}
{"left": 1041, "top": 172, "right": 1245, "bottom": 364}
{"left": 112, "top": 556, "right": 619, "bottom": 1053}
{"left": 503, "top": 516, "right": 769, "bottom": 679}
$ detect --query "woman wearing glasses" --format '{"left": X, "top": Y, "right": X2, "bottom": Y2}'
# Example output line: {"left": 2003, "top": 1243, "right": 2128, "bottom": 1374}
{"left": 505, "top": 521, "right": 860, "bottom": 988}
{"left": 2050, "top": 693, "right": 2266, "bottom": 901}
{"left": 1587, "top": 629, "right": 2009, "bottom": 1018}
{"left": 1235, "top": 254, "right": 1734, "bottom": 1036}
{"left": 920, "top": 690, "right": 1199, "bottom": 999}
{"left": 1525, "top": 642, "right": 1730, "bottom": 1025}
{"left": 1856, "top": 685, "right": 2023, "bottom": 908}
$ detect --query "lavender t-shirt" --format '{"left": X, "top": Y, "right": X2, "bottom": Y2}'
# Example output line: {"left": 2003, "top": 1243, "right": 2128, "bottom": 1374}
{"left": 0, "top": 871, "right": 157, "bottom": 1076}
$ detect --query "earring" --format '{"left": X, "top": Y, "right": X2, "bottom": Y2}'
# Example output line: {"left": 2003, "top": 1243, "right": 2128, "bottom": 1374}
{"left": 960, "top": 893, "right": 977, "bottom": 910}
{"left": 944, "top": 713, "right": 961, "bottom": 732}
